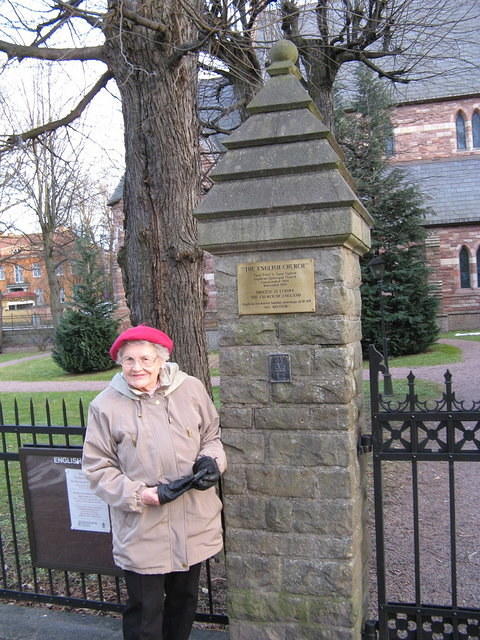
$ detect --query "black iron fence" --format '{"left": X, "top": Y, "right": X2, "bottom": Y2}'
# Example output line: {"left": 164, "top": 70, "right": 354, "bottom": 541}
{"left": 0, "top": 396, "right": 227, "bottom": 625}
{"left": 1, "top": 313, "right": 54, "bottom": 330}
{"left": 368, "top": 344, "right": 480, "bottom": 639}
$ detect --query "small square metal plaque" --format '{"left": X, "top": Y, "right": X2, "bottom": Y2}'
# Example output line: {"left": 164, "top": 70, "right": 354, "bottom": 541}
{"left": 268, "top": 353, "right": 291, "bottom": 383}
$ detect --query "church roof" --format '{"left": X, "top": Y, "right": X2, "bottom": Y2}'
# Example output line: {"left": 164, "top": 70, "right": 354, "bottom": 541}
{"left": 401, "top": 156, "right": 480, "bottom": 226}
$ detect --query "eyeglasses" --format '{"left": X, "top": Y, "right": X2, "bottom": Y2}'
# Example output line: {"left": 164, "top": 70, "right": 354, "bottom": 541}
{"left": 121, "top": 356, "right": 159, "bottom": 369}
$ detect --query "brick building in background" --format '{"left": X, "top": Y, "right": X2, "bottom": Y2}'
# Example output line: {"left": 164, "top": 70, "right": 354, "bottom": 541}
{"left": 391, "top": 91, "right": 480, "bottom": 330}
{"left": 0, "top": 232, "right": 77, "bottom": 327}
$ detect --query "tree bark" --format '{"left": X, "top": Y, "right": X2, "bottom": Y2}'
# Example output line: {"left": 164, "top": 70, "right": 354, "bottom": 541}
{"left": 42, "top": 229, "right": 63, "bottom": 326}
{"left": 104, "top": 1, "right": 210, "bottom": 389}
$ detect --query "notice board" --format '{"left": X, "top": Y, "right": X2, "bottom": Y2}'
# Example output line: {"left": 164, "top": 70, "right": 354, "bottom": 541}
{"left": 20, "top": 447, "right": 121, "bottom": 575}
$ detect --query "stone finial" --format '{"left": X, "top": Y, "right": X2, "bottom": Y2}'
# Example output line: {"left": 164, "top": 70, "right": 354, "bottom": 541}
{"left": 266, "top": 39, "right": 301, "bottom": 78}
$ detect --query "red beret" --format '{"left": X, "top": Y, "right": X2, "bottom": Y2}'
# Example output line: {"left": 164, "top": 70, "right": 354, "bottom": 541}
{"left": 109, "top": 325, "right": 174, "bottom": 361}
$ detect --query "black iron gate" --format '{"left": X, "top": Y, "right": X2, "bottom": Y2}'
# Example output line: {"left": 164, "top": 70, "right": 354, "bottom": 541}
{"left": 367, "top": 345, "right": 480, "bottom": 639}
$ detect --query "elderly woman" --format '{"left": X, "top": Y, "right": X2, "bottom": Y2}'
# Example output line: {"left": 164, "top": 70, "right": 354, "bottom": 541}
{"left": 82, "top": 325, "right": 226, "bottom": 640}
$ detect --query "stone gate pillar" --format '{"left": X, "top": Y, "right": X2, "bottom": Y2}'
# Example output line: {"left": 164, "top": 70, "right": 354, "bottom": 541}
{"left": 194, "top": 41, "right": 373, "bottom": 640}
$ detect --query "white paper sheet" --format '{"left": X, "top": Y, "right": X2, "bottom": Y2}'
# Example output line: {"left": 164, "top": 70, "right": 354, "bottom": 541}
{"left": 65, "top": 468, "right": 111, "bottom": 533}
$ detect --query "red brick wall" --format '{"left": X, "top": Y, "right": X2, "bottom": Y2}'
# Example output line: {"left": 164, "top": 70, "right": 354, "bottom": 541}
{"left": 392, "top": 97, "right": 480, "bottom": 163}
{"left": 426, "top": 226, "right": 480, "bottom": 330}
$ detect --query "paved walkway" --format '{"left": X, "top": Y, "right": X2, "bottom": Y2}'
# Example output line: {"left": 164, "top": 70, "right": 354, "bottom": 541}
{"left": 0, "top": 352, "right": 220, "bottom": 392}
{"left": 0, "top": 602, "right": 228, "bottom": 640}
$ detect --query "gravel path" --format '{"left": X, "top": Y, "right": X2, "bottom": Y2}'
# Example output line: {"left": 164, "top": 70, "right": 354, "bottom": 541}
{"left": 380, "top": 338, "right": 480, "bottom": 403}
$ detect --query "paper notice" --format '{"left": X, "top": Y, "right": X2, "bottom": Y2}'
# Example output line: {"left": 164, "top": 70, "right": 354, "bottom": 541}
{"left": 65, "top": 468, "right": 111, "bottom": 533}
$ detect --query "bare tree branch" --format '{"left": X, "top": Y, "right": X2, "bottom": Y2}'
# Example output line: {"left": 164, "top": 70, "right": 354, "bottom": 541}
{"left": 0, "top": 71, "right": 113, "bottom": 152}
{"left": 0, "top": 39, "right": 104, "bottom": 62}
{"left": 114, "top": 5, "right": 168, "bottom": 36}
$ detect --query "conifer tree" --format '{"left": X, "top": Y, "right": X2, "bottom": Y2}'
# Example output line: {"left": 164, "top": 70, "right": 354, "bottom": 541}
{"left": 53, "top": 235, "right": 118, "bottom": 373}
{"left": 335, "top": 68, "right": 438, "bottom": 357}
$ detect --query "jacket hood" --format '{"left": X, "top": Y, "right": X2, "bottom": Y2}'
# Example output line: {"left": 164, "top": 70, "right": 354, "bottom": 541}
{"left": 109, "top": 362, "right": 188, "bottom": 399}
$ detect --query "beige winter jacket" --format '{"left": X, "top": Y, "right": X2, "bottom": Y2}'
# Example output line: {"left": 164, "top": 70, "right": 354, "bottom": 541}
{"left": 82, "top": 363, "right": 226, "bottom": 574}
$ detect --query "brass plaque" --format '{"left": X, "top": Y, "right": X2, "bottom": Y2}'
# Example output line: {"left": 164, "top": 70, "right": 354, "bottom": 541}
{"left": 237, "top": 259, "right": 315, "bottom": 315}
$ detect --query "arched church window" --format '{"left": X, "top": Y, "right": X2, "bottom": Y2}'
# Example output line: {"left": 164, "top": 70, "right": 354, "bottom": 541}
{"left": 456, "top": 112, "right": 467, "bottom": 150}
{"left": 477, "top": 247, "right": 480, "bottom": 287}
{"left": 473, "top": 111, "right": 480, "bottom": 148}
{"left": 460, "top": 246, "right": 471, "bottom": 288}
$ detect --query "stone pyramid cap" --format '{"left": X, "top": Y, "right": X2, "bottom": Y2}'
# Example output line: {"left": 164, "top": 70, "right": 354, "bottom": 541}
{"left": 194, "top": 40, "right": 372, "bottom": 255}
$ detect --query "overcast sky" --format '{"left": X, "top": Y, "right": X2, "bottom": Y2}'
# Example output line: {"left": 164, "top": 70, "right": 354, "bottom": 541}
{"left": 0, "top": 1, "right": 125, "bottom": 233}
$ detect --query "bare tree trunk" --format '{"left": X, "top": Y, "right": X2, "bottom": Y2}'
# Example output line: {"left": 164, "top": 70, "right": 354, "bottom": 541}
{"left": 42, "top": 231, "right": 63, "bottom": 325}
{"left": 104, "top": 2, "right": 210, "bottom": 388}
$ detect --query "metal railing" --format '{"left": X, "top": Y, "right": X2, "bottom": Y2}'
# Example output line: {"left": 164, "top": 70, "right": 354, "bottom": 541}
{"left": 1, "top": 314, "right": 54, "bottom": 330}
{"left": 0, "top": 396, "right": 227, "bottom": 625}
{"left": 367, "top": 344, "right": 480, "bottom": 639}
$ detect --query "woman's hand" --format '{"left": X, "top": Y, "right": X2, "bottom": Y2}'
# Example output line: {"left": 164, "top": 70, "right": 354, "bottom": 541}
{"left": 140, "top": 487, "right": 160, "bottom": 506}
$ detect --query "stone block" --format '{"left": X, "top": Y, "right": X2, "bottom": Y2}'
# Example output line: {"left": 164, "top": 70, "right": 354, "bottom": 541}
{"left": 246, "top": 466, "right": 318, "bottom": 497}
{"left": 277, "top": 316, "right": 362, "bottom": 345}
{"left": 317, "top": 468, "right": 355, "bottom": 499}
{"left": 225, "top": 529, "right": 352, "bottom": 559}
{"left": 222, "top": 467, "right": 247, "bottom": 495}
{"left": 219, "top": 407, "right": 253, "bottom": 430}
{"left": 282, "top": 557, "right": 353, "bottom": 598}
{"left": 310, "top": 403, "right": 358, "bottom": 431}
{"left": 220, "top": 378, "right": 269, "bottom": 404}
{"left": 313, "top": 282, "right": 361, "bottom": 317}
{"left": 285, "top": 625, "right": 358, "bottom": 640}
{"left": 266, "top": 432, "right": 350, "bottom": 467}
{"left": 219, "top": 319, "right": 277, "bottom": 346}
{"left": 229, "top": 590, "right": 310, "bottom": 624}
{"left": 306, "top": 596, "right": 355, "bottom": 627}
{"left": 271, "top": 377, "right": 356, "bottom": 404}
{"left": 227, "top": 619, "right": 286, "bottom": 640}
{"left": 292, "top": 499, "right": 354, "bottom": 537}
{"left": 254, "top": 406, "right": 315, "bottom": 430}
{"left": 222, "top": 430, "right": 266, "bottom": 464}
{"left": 227, "top": 554, "right": 282, "bottom": 590}
{"left": 254, "top": 403, "right": 357, "bottom": 431}
{"left": 313, "top": 345, "right": 355, "bottom": 374}
{"left": 223, "top": 495, "right": 266, "bottom": 529}
{"left": 265, "top": 498, "right": 294, "bottom": 532}
{"left": 220, "top": 347, "right": 270, "bottom": 377}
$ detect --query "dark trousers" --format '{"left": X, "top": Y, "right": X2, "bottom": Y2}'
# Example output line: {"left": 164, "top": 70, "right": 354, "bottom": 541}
{"left": 123, "top": 563, "right": 202, "bottom": 640}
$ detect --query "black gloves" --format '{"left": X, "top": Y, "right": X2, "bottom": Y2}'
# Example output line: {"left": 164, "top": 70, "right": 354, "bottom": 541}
{"left": 156, "top": 457, "right": 220, "bottom": 504}
{"left": 192, "top": 456, "right": 220, "bottom": 490}
{"left": 157, "top": 474, "right": 197, "bottom": 505}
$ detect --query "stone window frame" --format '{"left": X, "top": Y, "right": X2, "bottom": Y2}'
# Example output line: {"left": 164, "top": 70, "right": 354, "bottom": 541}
{"left": 455, "top": 111, "right": 467, "bottom": 150}
{"left": 35, "top": 288, "right": 45, "bottom": 305}
{"left": 459, "top": 245, "right": 471, "bottom": 288}
{"left": 14, "top": 263, "right": 24, "bottom": 283}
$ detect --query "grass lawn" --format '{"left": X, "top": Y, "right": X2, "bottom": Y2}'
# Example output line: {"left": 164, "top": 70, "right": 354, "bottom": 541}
{"left": 363, "top": 377, "right": 442, "bottom": 403}
{"left": 0, "top": 356, "right": 119, "bottom": 382}
{"left": 0, "top": 350, "right": 38, "bottom": 364}
{"left": 0, "top": 391, "right": 98, "bottom": 425}
{"left": 364, "top": 341, "right": 462, "bottom": 369}
{"left": 0, "top": 351, "right": 221, "bottom": 382}
{"left": 439, "top": 329, "right": 480, "bottom": 342}
{"left": 387, "top": 342, "right": 462, "bottom": 368}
